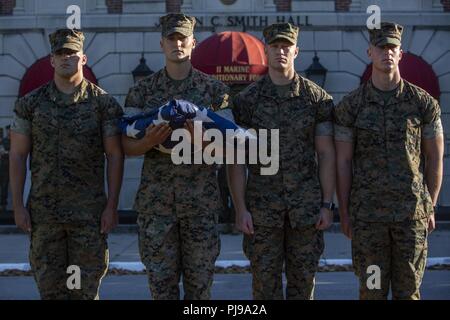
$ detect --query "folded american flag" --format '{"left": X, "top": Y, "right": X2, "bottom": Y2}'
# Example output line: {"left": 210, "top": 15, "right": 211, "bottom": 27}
{"left": 120, "top": 99, "right": 255, "bottom": 153}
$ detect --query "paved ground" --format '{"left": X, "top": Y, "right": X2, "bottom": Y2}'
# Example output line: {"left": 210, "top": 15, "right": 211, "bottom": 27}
{"left": 1, "top": 229, "right": 449, "bottom": 263}
{"left": 1, "top": 271, "right": 449, "bottom": 300}
{"left": 1, "top": 226, "right": 449, "bottom": 300}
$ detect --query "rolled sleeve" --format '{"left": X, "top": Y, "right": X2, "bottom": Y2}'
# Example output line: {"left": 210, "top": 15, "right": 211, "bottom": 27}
{"left": 315, "top": 94, "right": 334, "bottom": 136}
{"left": 334, "top": 124, "right": 354, "bottom": 142}
{"left": 11, "top": 99, "right": 31, "bottom": 136}
{"left": 422, "top": 97, "right": 443, "bottom": 139}
{"left": 315, "top": 121, "right": 333, "bottom": 136}
{"left": 101, "top": 95, "right": 124, "bottom": 138}
{"left": 123, "top": 84, "right": 147, "bottom": 119}
{"left": 124, "top": 85, "right": 145, "bottom": 111}
{"left": 333, "top": 98, "right": 356, "bottom": 142}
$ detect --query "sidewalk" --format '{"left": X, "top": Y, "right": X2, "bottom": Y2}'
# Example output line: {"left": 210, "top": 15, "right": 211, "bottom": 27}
{"left": 1, "top": 225, "right": 449, "bottom": 270}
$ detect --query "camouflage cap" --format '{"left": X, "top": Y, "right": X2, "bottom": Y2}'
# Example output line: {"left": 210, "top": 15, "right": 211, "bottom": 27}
{"left": 369, "top": 22, "right": 403, "bottom": 47}
{"left": 49, "top": 29, "right": 84, "bottom": 53}
{"left": 160, "top": 13, "right": 196, "bottom": 37}
{"left": 263, "top": 23, "right": 299, "bottom": 45}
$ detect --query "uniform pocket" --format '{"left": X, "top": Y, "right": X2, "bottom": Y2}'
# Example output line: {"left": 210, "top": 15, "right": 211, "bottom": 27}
{"left": 405, "top": 117, "right": 421, "bottom": 148}
{"left": 354, "top": 117, "right": 382, "bottom": 134}
{"left": 74, "top": 112, "right": 99, "bottom": 135}
{"left": 354, "top": 117, "right": 383, "bottom": 156}
{"left": 32, "top": 108, "right": 58, "bottom": 135}
{"left": 251, "top": 102, "right": 279, "bottom": 129}
{"left": 296, "top": 110, "right": 315, "bottom": 144}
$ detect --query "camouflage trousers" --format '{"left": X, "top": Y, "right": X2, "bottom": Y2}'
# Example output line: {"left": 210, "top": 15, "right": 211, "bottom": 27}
{"left": 351, "top": 217, "right": 429, "bottom": 300}
{"left": 29, "top": 221, "right": 109, "bottom": 300}
{"left": 137, "top": 213, "right": 220, "bottom": 300}
{"left": 0, "top": 171, "right": 8, "bottom": 207}
{"left": 243, "top": 222, "right": 324, "bottom": 300}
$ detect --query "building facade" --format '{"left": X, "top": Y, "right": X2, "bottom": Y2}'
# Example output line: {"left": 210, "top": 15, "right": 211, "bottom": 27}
{"left": 0, "top": 0, "right": 449, "bottom": 212}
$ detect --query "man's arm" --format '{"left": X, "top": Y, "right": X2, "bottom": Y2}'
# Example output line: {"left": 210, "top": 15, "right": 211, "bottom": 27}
{"left": 422, "top": 134, "right": 444, "bottom": 233}
{"left": 335, "top": 140, "right": 353, "bottom": 239}
{"left": 227, "top": 92, "right": 254, "bottom": 235}
{"left": 315, "top": 135, "right": 336, "bottom": 230}
{"left": 226, "top": 164, "right": 253, "bottom": 235}
{"left": 101, "top": 134, "right": 124, "bottom": 234}
{"left": 423, "top": 137, "right": 444, "bottom": 205}
{"left": 333, "top": 96, "right": 356, "bottom": 239}
{"left": 10, "top": 132, "right": 31, "bottom": 232}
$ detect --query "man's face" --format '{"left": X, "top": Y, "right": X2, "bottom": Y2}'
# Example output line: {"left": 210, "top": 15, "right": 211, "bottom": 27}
{"left": 160, "top": 33, "right": 196, "bottom": 63}
{"left": 50, "top": 48, "right": 86, "bottom": 78}
{"left": 265, "top": 40, "right": 299, "bottom": 72}
{"left": 368, "top": 44, "right": 403, "bottom": 74}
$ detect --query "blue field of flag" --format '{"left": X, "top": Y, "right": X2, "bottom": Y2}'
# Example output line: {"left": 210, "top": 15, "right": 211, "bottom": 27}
{"left": 119, "top": 99, "right": 255, "bottom": 153}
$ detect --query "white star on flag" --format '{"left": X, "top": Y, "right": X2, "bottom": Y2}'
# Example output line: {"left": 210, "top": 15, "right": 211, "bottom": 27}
{"left": 126, "top": 121, "right": 141, "bottom": 138}
{"left": 152, "top": 110, "right": 167, "bottom": 126}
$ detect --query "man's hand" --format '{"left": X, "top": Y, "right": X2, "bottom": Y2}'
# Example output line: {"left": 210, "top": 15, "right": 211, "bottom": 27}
{"left": 315, "top": 207, "right": 333, "bottom": 230}
{"left": 144, "top": 123, "right": 172, "bottom": 148}
{"left": 101, "top": 206, "right": 119, "bottom": 234}
{"left": 340, "top": 211, "right": 352, "bottom": 239}
{"left": 14, "top": 206, "right": 31, "bottom": 233}
{"left": 235, "top": 209, "right": 254, "bottom": 236}
{"left": 428, "top": 213, "right": 436, "bottom": 234}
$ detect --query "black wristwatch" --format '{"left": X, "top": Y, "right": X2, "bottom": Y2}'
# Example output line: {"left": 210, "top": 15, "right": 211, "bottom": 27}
{"left": 321, "top": 202, "right": 336, "bottom": 210}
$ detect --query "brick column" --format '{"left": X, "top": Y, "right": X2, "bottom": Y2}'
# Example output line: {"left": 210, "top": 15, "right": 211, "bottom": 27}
{"left": 166, "top": 0, "right": 182, "bottom": 13}
{"left": 0, "top": 0, "right": 16, "bottom": 15}
{"left": 335, "top": 0, "right": 352, "bottom": 12}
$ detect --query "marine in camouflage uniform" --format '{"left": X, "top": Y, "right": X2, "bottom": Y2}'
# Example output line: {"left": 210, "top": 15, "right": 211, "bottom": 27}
{"left": 10, "top": 29, "right": 124, "bottom": 299}
{"left": 334, "top": 22, "right": 444, "bottom": 300}
{"left": 122, "top": 13, "right": 229, "bottom": 300}
{"left": 229, "top": 23, "right": 336, "bottom": 300}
